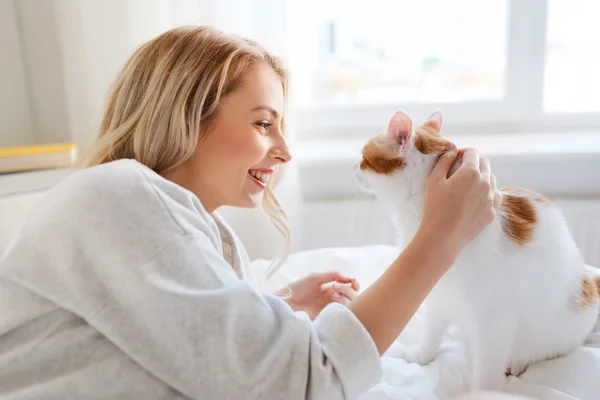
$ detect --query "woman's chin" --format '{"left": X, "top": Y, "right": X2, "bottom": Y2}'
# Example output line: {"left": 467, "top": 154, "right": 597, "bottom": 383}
{"left": 239, "top": 178, "right": 266, "bottom": 208}
{"left": 236, "top": 191, "right": 263, "bottom": 209}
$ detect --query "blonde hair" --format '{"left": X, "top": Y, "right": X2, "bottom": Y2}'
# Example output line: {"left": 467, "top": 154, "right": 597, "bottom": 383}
{"left": 79, "top": 25, "right": 290, "bottom": 282}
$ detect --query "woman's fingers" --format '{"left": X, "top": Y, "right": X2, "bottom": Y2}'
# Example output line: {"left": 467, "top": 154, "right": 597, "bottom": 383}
{"left": 429, "top": 146, "right": 458, "bottom": 181}
{"left": 333, "top": 295, "right": 351, "bottom": 306}
{"left": 490, "top": 174, "right": 497, "bottom": 193}
{"left": 493, "top": 187, "right": 504, "bottom": 212}
{"left": 316, "top": 271, "right": 360, "bottom": 291}
{"left": 456, "top": 148, "right": 480, "bottom": 173}
{"left": 331, "top": 287, "right": 352, "bottom": 305}
{"left": 479, "top": 157, "right": 491, "bottom": 182}
{"left": 332, "top": 282, "right": 358, "bottom": 301}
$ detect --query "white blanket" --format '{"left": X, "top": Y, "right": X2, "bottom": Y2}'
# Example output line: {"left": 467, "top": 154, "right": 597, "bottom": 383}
{"left": 252, "top": 245, "right": 600, "bottom": 400}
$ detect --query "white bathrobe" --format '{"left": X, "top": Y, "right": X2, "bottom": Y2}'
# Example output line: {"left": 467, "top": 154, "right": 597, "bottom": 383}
{"left": 0, "top": 159, "right": 381, "bottom": 400}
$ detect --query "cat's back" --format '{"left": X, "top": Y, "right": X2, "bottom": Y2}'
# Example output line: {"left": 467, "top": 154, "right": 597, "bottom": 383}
{"left": 462, "top": 187, "right": 581, "bottom": 268}
{"left": 498, "top": 187, "right": 572, "bottom": 248}
{"left": 446, "top": 187, "right": 589, "bottom": 308}
{"left": 496, "top": 187, "right": 583, "bottom": 276}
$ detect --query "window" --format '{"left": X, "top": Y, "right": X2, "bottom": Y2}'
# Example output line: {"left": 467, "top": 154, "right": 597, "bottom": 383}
{"left": 288, "top": 0, "right": 507, "bottom": 106}
{"left": 286, "top": 0, "right": 600, "bottom": 138}
{"left": 544, "top": 0, "right": 600, "bottom": 113}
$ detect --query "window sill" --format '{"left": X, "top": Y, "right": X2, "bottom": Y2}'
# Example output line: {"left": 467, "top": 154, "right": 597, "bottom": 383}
{"left": 295, "top": 131, "right": 600, "bottom": 201}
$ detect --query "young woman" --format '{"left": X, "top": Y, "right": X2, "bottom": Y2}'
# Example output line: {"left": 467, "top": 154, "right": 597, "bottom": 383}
{"left": 0, "top": 26, "right": 500, "bottom": 399}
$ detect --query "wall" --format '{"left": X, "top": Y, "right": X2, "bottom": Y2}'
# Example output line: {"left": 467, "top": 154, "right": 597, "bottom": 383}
{"left": 0, "top": 0, "right": 181, "bottom": 150}
{"left": 16, "top": 0, "right": 70, "bottom": 145}
{"left": 0, "top": 0, "right": 37, "bottom": 146}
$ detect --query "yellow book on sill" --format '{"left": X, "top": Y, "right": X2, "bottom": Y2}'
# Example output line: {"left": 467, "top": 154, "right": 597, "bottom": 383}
{"left": 0, "top": 142, "right": 78, "bottom": 173}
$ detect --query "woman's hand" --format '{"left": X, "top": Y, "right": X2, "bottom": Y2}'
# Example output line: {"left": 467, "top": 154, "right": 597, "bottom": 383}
{"left": 419, "top": 147, "right": 502, "bottom": 259}
{"left": 275, "top": 271, "right": 359, "bottom": 320}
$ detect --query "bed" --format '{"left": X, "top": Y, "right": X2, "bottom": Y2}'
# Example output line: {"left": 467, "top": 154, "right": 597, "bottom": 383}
{"left": 252, "top": 245, "right": 600, "bottom": 400}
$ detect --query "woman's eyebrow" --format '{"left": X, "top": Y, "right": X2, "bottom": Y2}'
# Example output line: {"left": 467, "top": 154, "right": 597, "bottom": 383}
{"left": 251, "top": 106, "right": 279, "bottom": 119}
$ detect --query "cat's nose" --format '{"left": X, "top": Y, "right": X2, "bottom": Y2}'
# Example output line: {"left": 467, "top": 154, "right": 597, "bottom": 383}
{"left": 353, "top": 161, "right": 360, "bottom": 169}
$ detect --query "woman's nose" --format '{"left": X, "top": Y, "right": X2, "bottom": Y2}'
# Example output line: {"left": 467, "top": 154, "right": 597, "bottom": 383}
{"left": 271, "top": 137, "right": 292, "bottom": 164}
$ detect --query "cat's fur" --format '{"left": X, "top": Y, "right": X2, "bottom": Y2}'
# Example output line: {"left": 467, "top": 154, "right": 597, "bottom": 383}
{"left": 355, "top": 111, "right": 600, "bottom": 392}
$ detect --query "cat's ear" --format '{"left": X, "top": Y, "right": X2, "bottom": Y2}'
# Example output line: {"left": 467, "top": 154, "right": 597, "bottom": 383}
{"left": 423, "top": 111, "right": 443, "bottom": 133}
{"left": 387, "top": 111, "right": 412, "bottom": 149}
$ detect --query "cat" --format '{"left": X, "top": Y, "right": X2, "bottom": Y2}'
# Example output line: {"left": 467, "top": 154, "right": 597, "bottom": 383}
{"left": 354, "top": 110, "right": 600, "bottom": 392}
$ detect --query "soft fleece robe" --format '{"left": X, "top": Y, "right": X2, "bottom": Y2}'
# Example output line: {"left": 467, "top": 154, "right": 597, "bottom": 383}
{"left": 0, "top": 159, "right": 382, "bottom": 399}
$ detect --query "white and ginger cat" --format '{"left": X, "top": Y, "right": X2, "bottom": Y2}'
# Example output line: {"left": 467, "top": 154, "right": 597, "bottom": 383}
{"left": 355, "top": 110, "right": 600, "bottom": 392}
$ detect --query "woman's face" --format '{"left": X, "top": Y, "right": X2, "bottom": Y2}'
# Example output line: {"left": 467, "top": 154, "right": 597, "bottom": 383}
{"left": 165, "top": 63, "right": 291, "bottom": 212}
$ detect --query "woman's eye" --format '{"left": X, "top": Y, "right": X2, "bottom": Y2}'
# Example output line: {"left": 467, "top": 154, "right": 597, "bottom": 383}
{"left": 255, "top": 122, "right": 272, "bottom": 129}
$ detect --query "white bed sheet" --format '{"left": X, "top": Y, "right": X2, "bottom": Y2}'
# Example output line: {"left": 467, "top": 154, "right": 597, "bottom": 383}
{"left": 252, "top": 245, "right": 600, "bottom": 400}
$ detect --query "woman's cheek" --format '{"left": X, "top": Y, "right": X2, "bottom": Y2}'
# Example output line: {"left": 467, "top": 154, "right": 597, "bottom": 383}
{"left": 220, "top": 124, "right": 269, "bottom": 163}
{"left": 239, "top": 134, "right": 269, "bottom": 163}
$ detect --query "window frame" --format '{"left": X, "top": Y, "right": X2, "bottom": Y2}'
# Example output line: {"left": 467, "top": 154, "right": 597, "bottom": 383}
{"left": 286, "top": 0, "right": 600, "bottom": 139}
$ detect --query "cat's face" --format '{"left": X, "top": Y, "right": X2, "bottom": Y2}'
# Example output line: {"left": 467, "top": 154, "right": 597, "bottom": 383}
{"left": 354, "top": 111, "right": 454, "bottom": 203}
